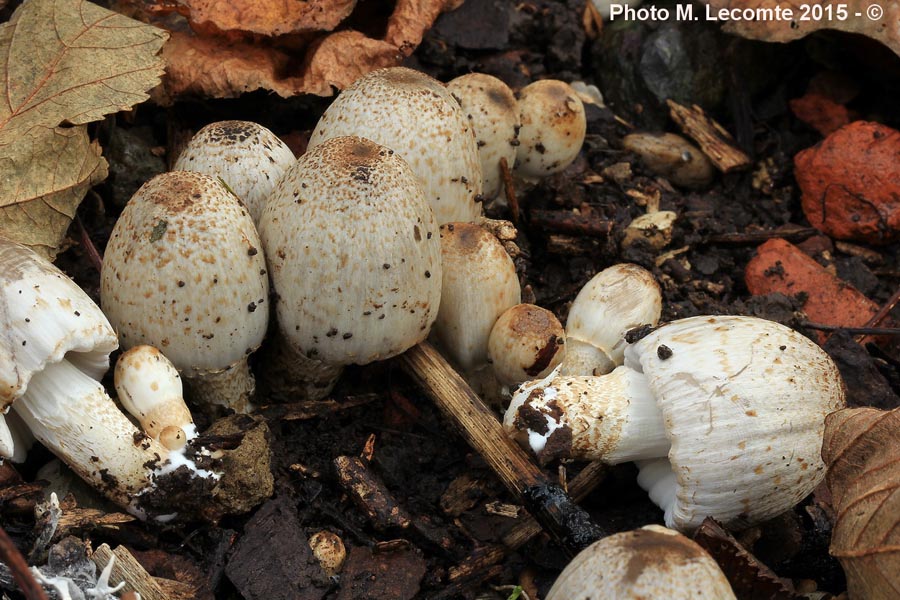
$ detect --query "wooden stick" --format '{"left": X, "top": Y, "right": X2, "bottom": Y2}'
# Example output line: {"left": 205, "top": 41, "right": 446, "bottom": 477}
{"left": 0, "top": 524, "right": 48, "bottom": 600}
{"left": 666, "top": 100, "right": 751, "bottom": 173}
{"left": 399, "top": 342, "right": 604, "bottom": 556}
{"left": 91, "top": 544, "right": 171, "bottom": 600}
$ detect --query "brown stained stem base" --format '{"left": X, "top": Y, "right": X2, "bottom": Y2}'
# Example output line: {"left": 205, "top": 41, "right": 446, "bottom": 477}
{"left": 399, "top": 342, "right": 604, "bottom": 556}
{"left": 0, "top": 524, "right": 48, "bottom": 600}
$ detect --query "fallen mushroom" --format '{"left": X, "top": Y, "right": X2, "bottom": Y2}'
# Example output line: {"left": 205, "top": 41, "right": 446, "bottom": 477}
{"left": 560, "top": 263, "right": 662, "bottom": 376}
{"left": 504, "top": 315, "right": 846, "bottom": 532}
{"left": 547, "top": 524, "right": 736, "bottom": 599}
{"left": 173, "top": 120, "right": 296, "bottom": 226}
{"left": 0, "top": 237, "right": 215, "bottom": 517}
{"left": 447, "top": 73, "right": 520, "bottom": 200}
{"left": 308, "top": 66, "right": 484, "bottom": 224}
{"left": 258, "top": 136, "right": 442, "bottom": 398}
{"left": 101, "top": 171, "right": 269, "bottom": 414}
{"left": 114, "top": 345, "right": 195, "bottom": 451}
{"left": 431, "top": 222, "right": 521, "bottom": 378}
{"left": 515, "top": 79, "right": 586, "bottom": 178}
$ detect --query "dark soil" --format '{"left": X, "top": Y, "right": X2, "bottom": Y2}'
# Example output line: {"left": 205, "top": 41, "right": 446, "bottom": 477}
{"left": 4, "top": 1, "right": 900, "bottom": 599}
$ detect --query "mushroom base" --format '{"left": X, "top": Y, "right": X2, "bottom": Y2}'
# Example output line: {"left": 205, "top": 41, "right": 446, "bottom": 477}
{"left": 186, "top": 358, "right": 256, "bottom": 415}
{"left": 258, "top": 334, "right": 344, "bottom": 401}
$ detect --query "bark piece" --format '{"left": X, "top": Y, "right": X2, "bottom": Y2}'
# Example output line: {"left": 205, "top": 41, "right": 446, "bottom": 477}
{"left": 91, "top": 544, "right": 171, "bottom": 600}
{"left": 225, "top": 497, "right": 328, "bottom": 600}
{"left": 336, "top": 544, "right": 427, "bottom": 600}
{"left": 666, "top": 100, "right": 751, "bottom": 173}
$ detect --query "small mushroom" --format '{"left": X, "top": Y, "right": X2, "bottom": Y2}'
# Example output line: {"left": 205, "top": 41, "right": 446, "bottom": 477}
{"left": 309, "top": 67, "right": 483, "bottom": 225}
{"left": 561, "top": 264, "right": 662, "bottom": 376}
{"left": 505, "top": 315, "right": 846, "bottom": 531}
{"left": 622, "top": 132, "right": 715, "bottom": 189}
{"left": 258, "top": 136, "right": 442, "bottom": 397}
{"left": 488, "top": 303, "right": 565, "bottom": 386}
{"left": 515, "top": 79, "right": 586, "bottom": 178}
{"left": 101, "top": 171, "right": 269, "bottom": 415}
{"left": 622, "top": 211, "right": 678, "bottom": 252}
{"left": 114, "top": 345, "right": 194, "bottom": 451}
{"left": 447, "top": 73, "right": 520, "bottom": 200}
{"left": 0, "top": 237, "right": 214, "bottom": 516}
{"left": 173, "top": 120, "right": 296, "bottom": 226}
{"left": 432, "top": 222, "right": 520, "bottom": 376}
{"left": 547, "top": 524, "right": 736, "bottom": 599}
{"left": 308, "top": 530, "right": 346, "bottom": 578}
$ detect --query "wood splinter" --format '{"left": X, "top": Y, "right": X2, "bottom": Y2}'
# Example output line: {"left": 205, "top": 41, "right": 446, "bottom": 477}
{"left": 399, "top": 342, "right": 605, "bottom": 557}
{"left": 667, "top": 99, "right": 751, "bottom": 173}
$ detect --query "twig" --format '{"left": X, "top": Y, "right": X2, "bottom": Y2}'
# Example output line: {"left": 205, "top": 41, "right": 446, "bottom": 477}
{"left": 800, "top": 322, "right": 900, "bottom": 336}
{"left": 529, "top": 210, "right": 613, "bottom": 238}
{"left": 0, "top": 524, "right": 48, "bottom": 600}
{"left": 499, "top": 157, "right": 519, "bottom": 223}
{"left": 75, "top": 215, "right": 103, "bottom": 273}
{"left": 705, "top": 226, "right": 817, "bottom": 245}
{"left": 861, "top": 286, "right": 900, "bottom": 330}
{"left": 666, "top": 100, "right": 751, "bottom": 172}
{"left": 399, "top": 342, "right": 604, "bottom": 556}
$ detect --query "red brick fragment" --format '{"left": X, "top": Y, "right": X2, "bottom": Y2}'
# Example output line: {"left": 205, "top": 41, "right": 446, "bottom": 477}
{"left": 745, "top": 239, "right": 879, "bottom": 336}
{"left": 789, "top": 92, "right": 850, "bottom": 136}
{"left": 794, "top": 121, "right": 900, "bottom": 244}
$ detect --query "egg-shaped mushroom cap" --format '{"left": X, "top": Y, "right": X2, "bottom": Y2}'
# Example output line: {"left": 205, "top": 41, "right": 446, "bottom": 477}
{"left": 101, "top": 171, "right": 269, "bottom": 375}
{"left": 447, "top": 73, "right": 519, "bottom": 200}
{"left": 0, "top": 238, "right": 117, "bottom": 408}
{"left": 258, "top": 136, "right": 441, "bottom": 366}
{"left": 515, "top": 79, "right": 586, "bottom": 177}
{"left": 173, "top": 120, "right": 295, "bottom": 226}
{"left": 547, "top": 525, "right": 736, "bottom": 599}
{"left": 625, "top": 315, "right": 846, "bottom": 532}
{"left": 488, "top": 304, "right": 564, "bottom": 385}
{"left": 308, "top": 67, "right": 483, "bottom": 225}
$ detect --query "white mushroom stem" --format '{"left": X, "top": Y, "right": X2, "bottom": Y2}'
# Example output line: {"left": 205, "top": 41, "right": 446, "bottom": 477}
{"left": 12, "top": 358, "right": 170, "bottom": 511}
{"left": 183, "top": 358, "right": 256, "bottom": 415}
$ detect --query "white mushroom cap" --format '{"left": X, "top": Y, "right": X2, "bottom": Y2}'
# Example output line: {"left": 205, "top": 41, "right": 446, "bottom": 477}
{"left": 561, "top": 264, "right": 661, "bottom": 376}
{"left": 505, "top": 315, "right": 846, "bottom": 532}
{"left": 546, "top": 524, "right": 736, "bottom": 599}
{"left": 515, "top": 80, "right": 586, "bottom": 177}
{"left": 308, "top": 67, "right": 484, "bottom": 225}
{"left": 447, "top": 73, "right": 520, "bottom": 200}
{"left": 432, "top": 222, "right": 520, "bottom": 372}
{"left": 258, "top": 136, "right": 441, "bottom": 367}
{"left": 487, "top": 304, "right": 564, "bottom": 385}
{"left": 173, "top": 120, "right": 296, "bottom": 226}
{"left": 100, "top": 171, "right": 269, "bottom": 413}
{"left": 114, "top": 345, "right": 195, "bottom": 451}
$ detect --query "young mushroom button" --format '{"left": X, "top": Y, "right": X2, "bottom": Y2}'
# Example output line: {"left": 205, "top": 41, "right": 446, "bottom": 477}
{"left": 257, "top": 136, "right": 442, "bottom": 397}
{"left": 308, "top": 67, "right": 483, "bottom": 225}
{"left": 101, "top": 171, "right": 269, "bottom": 415}
{"left": 515, "top": 79, "right": 587, "bottom": 178}
{"left": 504, "top": 315, "right": 846, "bottom": 532}
{"left": 173, "top": 120, "right": 296, "bottom": 226}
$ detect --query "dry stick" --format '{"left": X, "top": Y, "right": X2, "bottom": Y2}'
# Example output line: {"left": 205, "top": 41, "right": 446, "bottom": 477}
{"left": 499, "top": 157, "right": 519, "bottom": 223}
{"left": 399, "top": 342, "right": 605, "bottom": 556}
{"left": 802, "top": 323, "right": 900, "bottom": 336}
{"left": 75, "top": 215, "right": 103, "bottom": 273}
{"left": 0, "top": 524, "right": 48, "bottom": 600}
{"left": 860, "top": 285, "right": 900, "bottom": 331}
{"left": 666, "top": 99, "right": 751, "bottom": 173}
{"left": 529, "top": 210, "right": 613, "bottom": 238}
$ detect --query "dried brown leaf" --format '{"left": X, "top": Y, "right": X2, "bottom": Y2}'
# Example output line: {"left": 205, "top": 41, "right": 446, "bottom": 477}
{"left": 823, "top": 407, "right": 900, "bottom": 599}
{"left": 702, "top": 1, "right": 900, "bottom": 57}
{"left": 178, "top": 0, "right": 357, "bottom": 36}
{"left": 0, "top": 0, "right": 167, "bottom": 257}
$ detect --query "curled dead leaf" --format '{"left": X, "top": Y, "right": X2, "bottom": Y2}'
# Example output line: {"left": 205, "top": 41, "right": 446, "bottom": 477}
{"left": 823, "top": 407, "right": 900, "bottom": 599}
{"left": 701, "top": 1, "right": 900, "bottom": 57}
{"left": 142, "top": 0, "right": 460, "bottom": 101}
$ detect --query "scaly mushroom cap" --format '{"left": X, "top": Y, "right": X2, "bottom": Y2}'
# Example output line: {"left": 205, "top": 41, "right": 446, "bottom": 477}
{"left": 101, "top": 171, "right": 269, "bottom": 377}
{"left": 432, "top": 222, "right": 520, "bottom": 372}
{"left": 624, "top": 315, "right": 846, "bottom": 531}
{"left": 515, "top": 80, "right": 586, "bottom": 177}
{"left": 488, "top": 304, "right": 564, "bottom": 385}
{"left": 173, "top": 120, "right": 295, "bottom": 225}
{"left": 562, "top": 264, "right": 661, "bottom": 376}
{"left": 1, "top": 237, "right": 117, "bottom": 409}
{"left": 308, "top": 67, "right": 483, "bottom": 225}
{"left": 447, "top": 73, "right": 520, "bottom": 200}
{"left": 258, "top": 136, "right": 441, "bottom": 366}
{"left": 547, "top": 525, "right": 736, "bottom": 599}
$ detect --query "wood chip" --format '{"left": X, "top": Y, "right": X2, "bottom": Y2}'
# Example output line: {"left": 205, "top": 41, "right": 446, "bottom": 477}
{"left": 91, "top": 544, "right": 172, "bottom": 600}
{"left": 667, "top": 100, "right": 751, "bottom": 173}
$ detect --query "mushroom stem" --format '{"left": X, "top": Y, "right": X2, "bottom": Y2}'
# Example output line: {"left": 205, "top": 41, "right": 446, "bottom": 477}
{"left": 260, "top": 335, "right": 344, "bottom": 401}
{"left": 185, "top": 358, "right": 256, "bottom": 415}
{"left": 12, "top": 358, "right": 169, "bottom": 511}
{"left": 636, "top": 458, "right": 678, "bottom": 523}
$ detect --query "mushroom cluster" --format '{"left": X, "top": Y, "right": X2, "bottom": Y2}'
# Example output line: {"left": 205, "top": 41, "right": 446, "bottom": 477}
{"left": 504, "top": 315, "right": 846, "bottom": 532}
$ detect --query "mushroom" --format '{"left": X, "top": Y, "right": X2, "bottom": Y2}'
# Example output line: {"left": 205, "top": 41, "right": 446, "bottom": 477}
{"left": 446, "top": 73, "right": 520, "bottom": 200}
{"left": 173, "top": 120, "right": 296, "bottom": 226}
{"left": 546, "top": 524, "right": 736, "bottom": 599}
{"left": 561, "top": 264, "right": 662, "bottom": 376}
{"left": 0, "top": 237, "right": 214, "bottom": 515}
{"left": 487, "top": 303, "right": 565, "bottom": 387}
{"left": 101, "top": 171, "right": 269, "bottom": 415}
{"left": 308, "top": 67, "right": 483, "bottom": 225}
{"left": 515, "top": 79, "right": 586, "bottom": 178}
{"left": 257, "top": 136, "right": 442, "bottom": 398}
{"left": 114, "top": 345, "right": 194, "bottom": 451}
{"left": 504, "top": 315, "right": 846, "bottom": 532}
{"left": 309, "top": 530, "right": 346, "bottom": 578}
{"left": 622, "top": 132, "right": 715, "bottom": 190}
{"left": 431, "top": 222, "right": 520, "bottom": 377}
